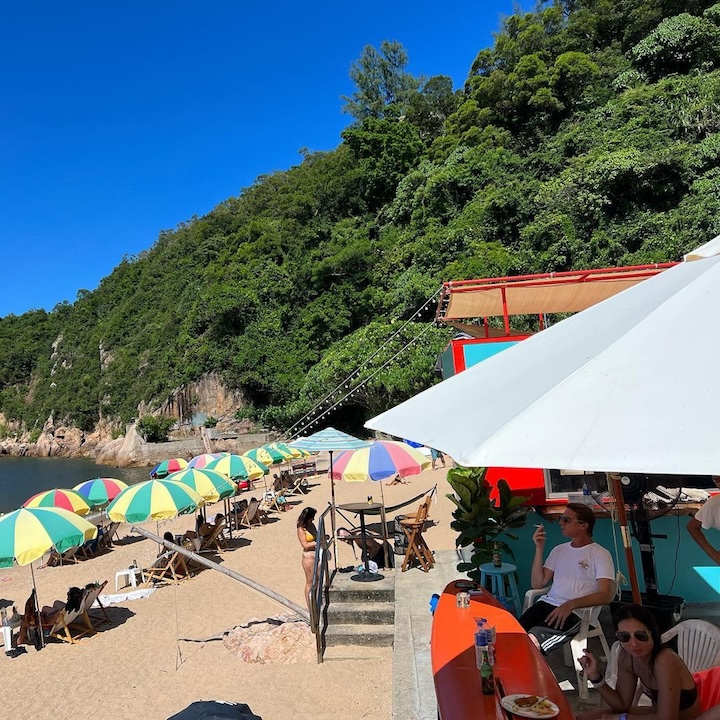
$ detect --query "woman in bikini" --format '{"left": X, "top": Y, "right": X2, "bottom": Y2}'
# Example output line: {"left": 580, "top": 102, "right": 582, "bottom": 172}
{"left": 578, "top": 603, "right": 700, "bottom": 720}
{"left": 297, "top": 507, "right": 318, "bottom": 611}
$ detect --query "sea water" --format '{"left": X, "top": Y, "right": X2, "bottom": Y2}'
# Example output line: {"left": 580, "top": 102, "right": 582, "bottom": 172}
{"left": 0, "top": 456, "right": 149, "bottom": 513}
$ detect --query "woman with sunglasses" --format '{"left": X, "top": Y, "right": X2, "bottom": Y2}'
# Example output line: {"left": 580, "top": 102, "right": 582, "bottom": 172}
{"left": 578, "top": 604, "right": 700, "bottom": 720}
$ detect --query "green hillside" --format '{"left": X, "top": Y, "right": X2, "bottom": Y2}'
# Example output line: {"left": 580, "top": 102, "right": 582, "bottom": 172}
{"left": 2, "top": 0, "right": 720, "bottom": 436}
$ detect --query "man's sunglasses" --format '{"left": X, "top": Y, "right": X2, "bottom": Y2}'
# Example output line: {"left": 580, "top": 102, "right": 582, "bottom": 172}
{"left": 559, "top": 516, "right": 586, "bottom": 524}
{"left": 615, "top": 630, "right": 651, "bottom": 643}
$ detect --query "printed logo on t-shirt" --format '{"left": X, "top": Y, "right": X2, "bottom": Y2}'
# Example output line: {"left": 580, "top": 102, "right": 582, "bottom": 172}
{"left": 578, "top": 559, "right": 589, "bottom": 570}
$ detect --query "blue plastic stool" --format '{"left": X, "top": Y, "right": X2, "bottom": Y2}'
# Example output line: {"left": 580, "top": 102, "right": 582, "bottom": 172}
{"left": 479, "top": 562, "right": 522, "bottom": 617}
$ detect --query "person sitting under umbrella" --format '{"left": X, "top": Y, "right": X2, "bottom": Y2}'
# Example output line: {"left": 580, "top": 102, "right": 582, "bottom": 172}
{"left": 337, "top": 527, "right": 394, "bottom": 569}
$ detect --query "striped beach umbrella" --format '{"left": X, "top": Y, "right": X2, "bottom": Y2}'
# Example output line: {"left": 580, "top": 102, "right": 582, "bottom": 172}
{"left": 188, "top": 453, "right": 227, "bottom": 469}
{"left": 166, "top": 468, "right": 237, "bottom": 503}
{"left": 267, "top": 442, "right": 308, "bottom": 459}
{"left": 330, "top": 440, "right": 431, "bottom": 483}
{"left": 244, "top": 445, "right": 287, "bottom": 466}
{"left": 23, "top": 488, "right": 91, "bottom": 516}
{"left": 73, "top": 478, "right": 129, "bottom": 508}
{"left": 106, "top": 479, "right": 204, "bottom": 523}
{"left": 207, "top": 454, "right": 267, "bottom": 481}
{"left": 0, "top": 507, "right": 98, "bottom": 567}
{"left": 150, "top": 457, "right": 189, "bottom": 479}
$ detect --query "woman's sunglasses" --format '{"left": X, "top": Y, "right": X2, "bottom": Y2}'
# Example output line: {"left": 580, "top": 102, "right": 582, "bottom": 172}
{"left": 615, "top": 630, "right": 651, "bottom": 643}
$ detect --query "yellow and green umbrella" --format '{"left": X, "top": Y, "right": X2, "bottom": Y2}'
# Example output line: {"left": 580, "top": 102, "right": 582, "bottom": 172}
{"left": 106, "top": 479, "right": 204, "bottom": 523}
{"left": 0, "top": 507, "right": 98, "bottom": 568}
{"left": 166, "top": 468, "right": 237, "bottom": 503}
{"left": 73, "top": 478, "right": 128, "bottom": 508}
{"left": 267, "top": 442, "right": 308, "bottom": 459}
{"left": 23, "top": 488, "right": 91, "bottom": 516}
{"left": 244, "top": 445, "right": 285, "bottom": 466}
{"left": 206, "top": 454, "right": 267, "bottom": 482}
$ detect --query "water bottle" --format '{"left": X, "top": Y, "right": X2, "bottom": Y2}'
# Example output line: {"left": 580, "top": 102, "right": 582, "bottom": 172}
{"left": 480, "top": 647, "right": 495, "bottom": 694}
{"left": 582, "top": 483, "right": 591, "bottom": 504}
{"left": 474, "top": 620, "right": 486, "bottom": 670}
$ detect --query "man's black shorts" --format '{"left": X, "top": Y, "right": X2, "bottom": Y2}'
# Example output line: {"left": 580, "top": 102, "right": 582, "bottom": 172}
{"left": 518, "top": 600, "right": 581, "bottom": 655}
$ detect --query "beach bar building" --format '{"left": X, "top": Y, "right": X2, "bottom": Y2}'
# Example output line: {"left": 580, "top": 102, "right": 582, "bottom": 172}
{"left": 430, "top": 262, "right": 720, "bottom": 606}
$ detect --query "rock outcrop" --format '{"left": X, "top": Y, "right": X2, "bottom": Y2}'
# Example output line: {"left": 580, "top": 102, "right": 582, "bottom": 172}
{"left": 0, "top": 372, "right": 264, "bottom": 466}
{"left": 223, "top": 615, "right": 315, "bottom": 664}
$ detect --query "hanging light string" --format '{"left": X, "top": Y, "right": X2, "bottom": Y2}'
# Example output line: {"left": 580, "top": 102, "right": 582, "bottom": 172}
{"left": 281, "top": 290, "right": 440, "bottom": 440}
{"left": 288, "top": 321, "right": 437, "bottom": 438}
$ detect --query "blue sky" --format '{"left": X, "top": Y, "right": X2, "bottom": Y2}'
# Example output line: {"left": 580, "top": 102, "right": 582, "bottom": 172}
{"left": 0, "top": 1, "right": 522, "bottom": 318}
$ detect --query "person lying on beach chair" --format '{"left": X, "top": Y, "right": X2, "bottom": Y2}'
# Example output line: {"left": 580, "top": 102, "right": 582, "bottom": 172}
{"left": 183, "top": 513, "right": 224, "bottom": 542}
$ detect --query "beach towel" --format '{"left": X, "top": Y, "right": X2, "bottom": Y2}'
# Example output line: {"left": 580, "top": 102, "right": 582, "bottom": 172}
{"left": 98, "top": 587, "right": 155, "bottom": 606}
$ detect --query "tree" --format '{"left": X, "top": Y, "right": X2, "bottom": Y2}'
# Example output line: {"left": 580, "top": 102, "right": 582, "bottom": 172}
{"left": 342, "top": 40, "right": 420, "bottom": 120}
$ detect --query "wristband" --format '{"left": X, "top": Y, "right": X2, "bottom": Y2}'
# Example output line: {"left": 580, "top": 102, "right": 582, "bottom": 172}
{"left": 590, "top": 675, "right": 605, "bottom": 687}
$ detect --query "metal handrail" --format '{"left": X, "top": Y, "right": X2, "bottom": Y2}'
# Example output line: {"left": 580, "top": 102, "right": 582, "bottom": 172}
{"left": 308, "top": 504, "right": 335, "bottom": 663}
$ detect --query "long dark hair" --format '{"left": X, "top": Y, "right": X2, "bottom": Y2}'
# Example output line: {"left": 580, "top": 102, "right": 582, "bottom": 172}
{"left": 297, "top": 507, "right": 317, "bottom": 528}
{"left": 612, "top": 603, "right": 663, "bottom": 668}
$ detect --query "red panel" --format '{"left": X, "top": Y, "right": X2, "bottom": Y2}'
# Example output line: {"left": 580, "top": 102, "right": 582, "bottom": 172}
{"left": 451, "top": 341, "right": 466, "bottom": 373}
{"left": 486, "top": 467, "right": 549, "bottom": 506}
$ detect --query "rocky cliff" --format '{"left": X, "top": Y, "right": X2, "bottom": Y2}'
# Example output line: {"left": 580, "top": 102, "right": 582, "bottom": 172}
{"left": 0, "top": 372, "right": 263, "bottom": 467}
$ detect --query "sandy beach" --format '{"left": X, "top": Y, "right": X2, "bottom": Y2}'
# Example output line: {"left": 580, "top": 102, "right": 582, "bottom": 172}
{"left": 0, "top": 461, "right": 457, "bottom": 719}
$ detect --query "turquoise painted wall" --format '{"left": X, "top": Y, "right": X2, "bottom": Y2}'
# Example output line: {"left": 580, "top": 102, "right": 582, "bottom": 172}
{"left": 502, "top": 513, "right": 720, "bottom": 604}
{"left": 463, "top": 340, "right": 520, "bottom": 367}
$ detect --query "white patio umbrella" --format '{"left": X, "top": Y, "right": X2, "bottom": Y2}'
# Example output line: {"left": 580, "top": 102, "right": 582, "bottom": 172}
{"left": 366, "top": 247, "right": 720, "bottom": 603}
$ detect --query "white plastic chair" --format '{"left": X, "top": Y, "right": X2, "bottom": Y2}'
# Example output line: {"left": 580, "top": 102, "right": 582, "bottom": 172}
{"left": 524, "top": 585, "right": 613, "bottom": 699}
{"left": 661, "top": 619, "right": 720, "bottom": 672}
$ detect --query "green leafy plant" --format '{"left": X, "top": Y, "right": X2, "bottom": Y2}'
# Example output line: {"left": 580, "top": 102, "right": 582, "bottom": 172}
{"left": 203, "top": 416, "right": 218, "bottom": 428}
{"left": 137, "top": 415, "right": 175, "bottom": 443}
{"left": 447, "top": 466, "right": 531, "bottom": 584}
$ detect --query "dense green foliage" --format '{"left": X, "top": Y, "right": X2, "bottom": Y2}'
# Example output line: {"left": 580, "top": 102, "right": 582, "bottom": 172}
{"left": 136, "top": 416, "right": 175, "bottom": 443}
{"left": 2, "top": 0, "right": 720, "bottom": 437}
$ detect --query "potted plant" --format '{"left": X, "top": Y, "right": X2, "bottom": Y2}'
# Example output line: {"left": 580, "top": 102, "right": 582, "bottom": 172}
{"left": 447, "top": 466, "right": 531, "bottom": 584}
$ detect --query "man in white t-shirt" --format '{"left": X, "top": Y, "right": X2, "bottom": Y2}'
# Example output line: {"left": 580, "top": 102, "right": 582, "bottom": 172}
{"left": 687, "top": 476, "right": 720, "bottom": 564}
{"left": 519, "top": 502, "right": 615, "bottom": 654}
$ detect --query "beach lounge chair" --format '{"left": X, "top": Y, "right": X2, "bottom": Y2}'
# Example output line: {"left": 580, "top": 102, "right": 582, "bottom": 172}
{"left": 42, "top": 589, "right": 94, "bottom": 644}
{"left": 237, "top": 499, "right": 264, "bottom": 529}
{"left": 98, "top": 522, "right": 120, "bottom": 551}
{"left": 143, "top": 551, "right": 190, "bottom": 586}
{"left": 199, "top": 516, "right": 228, "bottom": 553}
{"left": 400, "top": 497, "right": 434, "bottom": 572}
{"left": 82, "top": 580, "right": 111, "bottom": 628}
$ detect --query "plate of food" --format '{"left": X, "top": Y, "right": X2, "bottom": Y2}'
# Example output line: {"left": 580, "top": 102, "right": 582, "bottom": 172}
{"left": 500, "top": 694, "right": 560, "bottom": 718}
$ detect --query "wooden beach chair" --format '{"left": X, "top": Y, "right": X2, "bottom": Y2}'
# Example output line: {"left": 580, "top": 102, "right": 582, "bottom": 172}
{"left": 42, "top": 590, "right": 94, "bottom": 644}
{"left": 237, "top": 499, "right": 264, "bottom": 529}
{"left": 47, "top": 544, "right": 81, "bottom": 566}
{"left": 142, "top": 551, "right": 190, "bottom": 586}
{"left": 200, "top": 517, "right": 228, "bottom": 553}
{"left": 400, "top": 497, "right": 434, "bottom": 572}
{"left": 82, "top": 580, "right": 111, "bottom": 629}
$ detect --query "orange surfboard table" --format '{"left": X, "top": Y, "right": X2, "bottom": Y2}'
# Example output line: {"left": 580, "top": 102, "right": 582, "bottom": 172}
{"left": 431, "top": 581, "right": 574, "bottom": 720}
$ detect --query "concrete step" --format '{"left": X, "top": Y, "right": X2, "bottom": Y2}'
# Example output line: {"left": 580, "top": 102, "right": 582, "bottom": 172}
{"left": 329, "top": 572, "right": 396, "bottom": 603}
{"left": 325, "top": 623, "right": 395, "bottom": 647}
{"left": 327, "top": 601, "right": 395, "bottom": 625}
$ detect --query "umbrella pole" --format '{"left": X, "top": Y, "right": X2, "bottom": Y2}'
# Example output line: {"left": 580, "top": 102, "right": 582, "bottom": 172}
{"left": 379, "top": 483, "right": 390, "bottom": 570}
{"left": 329, "top": 451, "right": 336, "bottom": 538}
{"left": 608, "top": 473, "right": 642, "bottom": 604}
{"left": 30, "top": 563, "right": 45, "bottom": 649}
